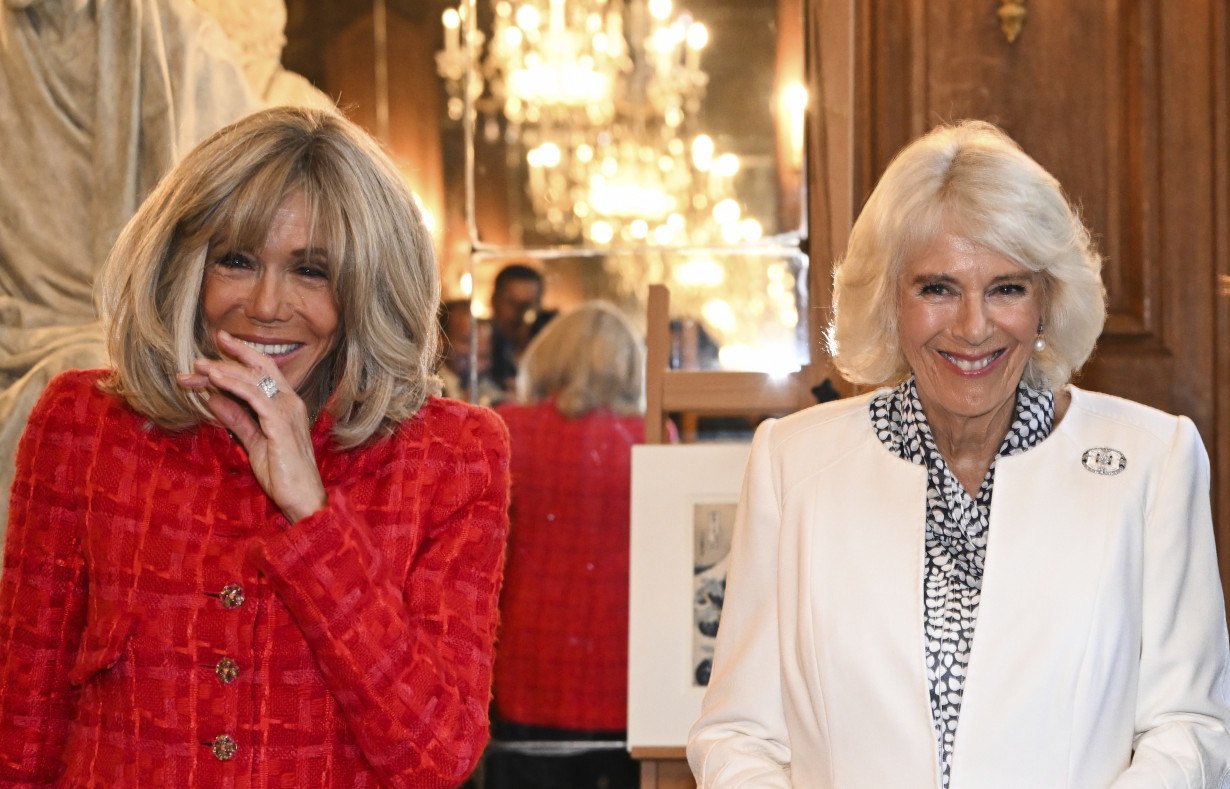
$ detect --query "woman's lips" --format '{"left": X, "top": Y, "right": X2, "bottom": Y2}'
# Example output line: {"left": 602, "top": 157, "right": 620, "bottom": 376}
{"left": 938, "top": 348, "right": 1003, "bottom": 373}
{"left": 238, "top": 339, "right": 303, "bottom": 357}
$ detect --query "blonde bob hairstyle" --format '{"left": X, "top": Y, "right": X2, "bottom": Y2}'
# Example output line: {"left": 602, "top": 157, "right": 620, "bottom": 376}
{"left": 514, "top": 300, "right": 645, "bottom": 418}
{"left": 828, "top": 120, "right": 1106, "bottom": 390}
{"left": 96, "top": 106, "right": 440, "bottom": 448}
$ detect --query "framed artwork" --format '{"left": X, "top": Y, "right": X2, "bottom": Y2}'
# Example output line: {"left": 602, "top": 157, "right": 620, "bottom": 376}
{"left": 627, "top": 442, "right": 751, "bottom": 751}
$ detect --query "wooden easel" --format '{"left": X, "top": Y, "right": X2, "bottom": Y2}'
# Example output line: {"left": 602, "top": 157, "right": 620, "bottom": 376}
{"left": 633, "top": 283, "right": 823, "bottom": 788}
{"left": 643, "top": 283, "right": 821, "bottom": 444}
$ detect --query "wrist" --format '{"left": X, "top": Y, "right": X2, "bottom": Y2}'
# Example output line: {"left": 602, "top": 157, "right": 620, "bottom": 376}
{"left": 284, "top": 490, "right": 328, "bottom": 525}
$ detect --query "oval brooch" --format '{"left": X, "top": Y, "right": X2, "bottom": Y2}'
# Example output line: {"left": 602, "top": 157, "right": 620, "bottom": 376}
{"left": 1082, "top": 447, "right": 1127, "bottom": 476}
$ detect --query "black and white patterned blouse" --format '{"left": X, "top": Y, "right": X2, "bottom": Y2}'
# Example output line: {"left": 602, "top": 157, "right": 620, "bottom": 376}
{"left": 870, "top": 376, "right": 1054, "bottom": 788}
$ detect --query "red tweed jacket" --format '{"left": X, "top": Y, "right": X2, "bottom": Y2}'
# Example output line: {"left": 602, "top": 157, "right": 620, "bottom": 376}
{"left": 492, "top": 401, "right": 647, "bottom": 732}
{"left": 0, "top": 369, "right": 510, "bottom": 788}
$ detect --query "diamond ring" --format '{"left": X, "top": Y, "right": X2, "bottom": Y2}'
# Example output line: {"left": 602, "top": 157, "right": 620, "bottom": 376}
{"left": 256, "top": 375, "right": 279, "bottom": 399}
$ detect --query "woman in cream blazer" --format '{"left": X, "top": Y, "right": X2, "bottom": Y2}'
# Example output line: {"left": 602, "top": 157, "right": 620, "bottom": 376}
{"left": 688, "top": 388, "right": 1230, "bottom": 787}
{"left": 687, "top": 122, "right": 1230, "bottom": 788}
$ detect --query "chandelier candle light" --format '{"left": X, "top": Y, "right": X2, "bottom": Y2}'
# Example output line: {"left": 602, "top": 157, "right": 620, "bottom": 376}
{"left": 438, "top": 0, "right": 759, "bottom": 247}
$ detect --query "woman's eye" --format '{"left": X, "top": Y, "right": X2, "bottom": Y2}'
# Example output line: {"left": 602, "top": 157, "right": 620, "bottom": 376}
{"left": 992, "top": 283, "right": 1028, "bottom": 297}
{"left": 919, "top": 283, "right": 949, "bottom": 296}
{"left": 296, "top": 262, "right": 330, "bottom": 280}
{"left": 215, "top": 252, "right": 252, "bottom": 269}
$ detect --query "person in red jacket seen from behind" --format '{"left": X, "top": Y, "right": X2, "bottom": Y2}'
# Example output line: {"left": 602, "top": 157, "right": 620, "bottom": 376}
{"left": 489, "top": 300, "right": 672, "bottom": 789}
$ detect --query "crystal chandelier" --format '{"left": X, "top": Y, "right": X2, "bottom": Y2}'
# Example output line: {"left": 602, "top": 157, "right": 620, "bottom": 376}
{"left": 437, "top": 0, "right": 760, "bottom": 246}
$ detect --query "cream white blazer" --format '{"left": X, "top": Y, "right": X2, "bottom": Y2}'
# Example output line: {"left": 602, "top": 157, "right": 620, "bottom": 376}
{"left": 687, "top": 387, "right": 1230, "bottom": 788}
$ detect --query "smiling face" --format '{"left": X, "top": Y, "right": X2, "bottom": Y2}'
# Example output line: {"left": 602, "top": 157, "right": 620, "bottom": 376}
{"left": 897, "top": 231, "right": 1043, "bottom": 435}
{"left": 200, "top": 191, "right": 340, "bottom": 393}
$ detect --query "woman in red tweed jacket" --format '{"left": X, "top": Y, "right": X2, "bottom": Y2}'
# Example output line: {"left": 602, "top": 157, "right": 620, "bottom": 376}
{"left": 0, "top": 107, "right": 510, "bottom": 788}
{"left": 488, "top": 301, "right": 662, "bottom": 789}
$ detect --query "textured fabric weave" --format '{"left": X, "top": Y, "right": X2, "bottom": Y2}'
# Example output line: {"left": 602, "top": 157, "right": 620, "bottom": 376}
{"left": 0, "top": 368, "right": 510, "bottom": 788}
{"left": 492, "top": 401, "right": 647, "bottom": 732}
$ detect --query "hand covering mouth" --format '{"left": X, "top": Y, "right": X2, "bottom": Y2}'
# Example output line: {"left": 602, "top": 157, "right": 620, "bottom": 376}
{"left": 939, "top": 349, "right": 1003, "bottom": 372}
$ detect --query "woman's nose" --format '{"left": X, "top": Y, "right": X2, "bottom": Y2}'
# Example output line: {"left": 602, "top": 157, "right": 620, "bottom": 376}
{"left": 953, "top": 296, "right": 992, "bottom": 344}
{"left": 246, "top": 272, "right": 291, "bottom": 323}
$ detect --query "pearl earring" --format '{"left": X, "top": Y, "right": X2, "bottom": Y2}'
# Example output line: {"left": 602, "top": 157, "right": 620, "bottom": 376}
{"left": 1034, "top": 336, "right": 1046, "bottom": 352}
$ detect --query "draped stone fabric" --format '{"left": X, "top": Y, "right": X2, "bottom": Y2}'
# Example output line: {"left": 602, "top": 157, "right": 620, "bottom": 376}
{"left": 189, "top": 0, "right": 335, "bottom": 110}
{"left": 0, "top": 0, "right": 263, "bottom": 550}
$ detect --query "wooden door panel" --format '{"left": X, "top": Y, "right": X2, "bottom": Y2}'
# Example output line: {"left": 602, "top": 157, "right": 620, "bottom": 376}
{"left": 1215, "top": 0, "right": 1230, "bottom": 628}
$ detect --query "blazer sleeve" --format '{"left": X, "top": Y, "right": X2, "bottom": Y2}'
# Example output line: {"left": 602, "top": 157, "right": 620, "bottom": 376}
{"left": 687, "top": 418, "right": 793, "bottom": 788}
{"left": 0, "top": 378, "right": 89, "bottom": 787}
{"left": 252, "top": 406, "right": 511, "bottom": 789}
{"left": 1110, "top": 417, "right": 1230, "bottom": 788}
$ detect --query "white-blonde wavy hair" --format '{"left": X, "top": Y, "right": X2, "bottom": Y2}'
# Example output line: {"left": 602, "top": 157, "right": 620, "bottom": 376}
{"left": 96, "top": 106, "right": 440, "bottom": 447}
{"left": 515, "top": 300, "right": 645, "bottom": 417}
{"left": 828, "top": 120, "right": 1106, "bottom": 390}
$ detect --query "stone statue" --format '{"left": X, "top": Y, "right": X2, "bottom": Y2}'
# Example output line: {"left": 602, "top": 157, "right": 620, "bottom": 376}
{"left": 190, "top": 0, "right": 334, "bottom": 110}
